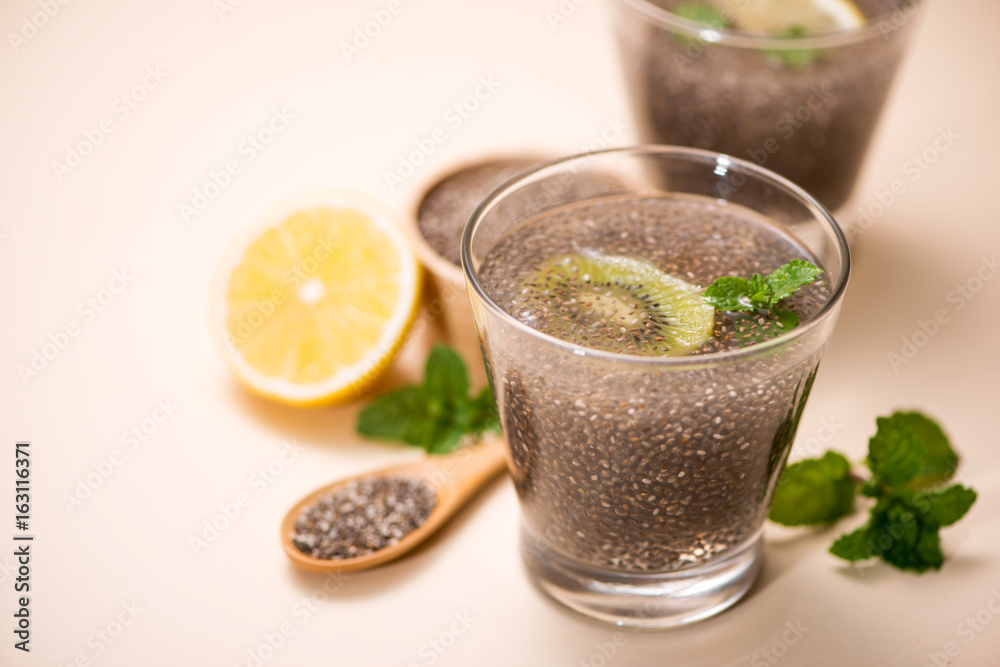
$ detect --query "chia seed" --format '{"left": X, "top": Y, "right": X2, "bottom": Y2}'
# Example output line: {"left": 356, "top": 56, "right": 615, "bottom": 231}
{"left": 291, "top": 476, "right": 437, "bottom": 560}
{"left": 477, "top": 194, "right": 828, "bottom": 572}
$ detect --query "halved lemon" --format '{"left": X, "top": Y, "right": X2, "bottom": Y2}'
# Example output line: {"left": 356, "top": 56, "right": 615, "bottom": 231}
{"left": 717, "top": 0, "right": 866, "bottom": 33}
{"left": 212, "top": 190, "right": 422, "bottom": 406}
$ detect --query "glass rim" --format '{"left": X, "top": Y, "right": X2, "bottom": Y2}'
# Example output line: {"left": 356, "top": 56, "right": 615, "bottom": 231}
{"left": 461, "top": 145, "right": 851, "bottom": 370}
{"left": 613, "top": 0, "right": 922, "bottom": 50}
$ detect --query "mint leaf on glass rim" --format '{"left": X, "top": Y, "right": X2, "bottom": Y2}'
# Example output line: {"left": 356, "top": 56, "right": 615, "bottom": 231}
{"left": 702, "top": 259, "right": 823, "bottom": 331}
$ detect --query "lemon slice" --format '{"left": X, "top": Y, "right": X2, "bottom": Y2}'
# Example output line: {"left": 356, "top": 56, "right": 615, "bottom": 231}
{"left": 717, "top": 0, "right": 866, "bottom": 33}
{"left": 212, "top": 190, "right": 422, "bottom": 405}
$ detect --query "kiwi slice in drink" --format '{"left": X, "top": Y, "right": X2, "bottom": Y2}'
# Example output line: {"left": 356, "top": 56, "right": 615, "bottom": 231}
{"left": 518, "top": 250, "right": 715, "bottom": 356}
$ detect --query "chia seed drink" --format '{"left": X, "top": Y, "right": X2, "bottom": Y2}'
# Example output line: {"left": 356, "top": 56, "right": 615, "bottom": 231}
{"left": 462, "top": 147, "right": 849, "bottom": 626}
{"left": 612, "top": 0, "right": 922, "bottom": 211}
{"left": 478, "top": 195, "right": 826, "bottom": 572}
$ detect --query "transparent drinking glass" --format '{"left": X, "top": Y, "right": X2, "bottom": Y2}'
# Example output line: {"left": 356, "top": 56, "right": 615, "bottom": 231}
{"left": 611, "top": 0, "right": 924, "bottom": 216}
{"left": 462, "top": 146, "right": 850, "bottom": 627}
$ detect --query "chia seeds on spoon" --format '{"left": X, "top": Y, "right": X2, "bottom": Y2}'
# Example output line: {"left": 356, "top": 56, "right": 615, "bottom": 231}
{"left": 291, "top": 476, "right": 437, "bottom": 561}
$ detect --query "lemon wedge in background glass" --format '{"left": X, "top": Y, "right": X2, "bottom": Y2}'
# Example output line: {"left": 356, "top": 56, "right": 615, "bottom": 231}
{"left": 717, "top": 0, "right": 866, "bottom": 33}
{"left": 212, "top": 191, "right": 422, "bottom": 406}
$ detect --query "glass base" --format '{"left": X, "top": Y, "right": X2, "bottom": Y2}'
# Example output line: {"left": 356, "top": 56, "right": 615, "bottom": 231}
{"left": 521, "top": 527, "right": 762, "bottom": 628}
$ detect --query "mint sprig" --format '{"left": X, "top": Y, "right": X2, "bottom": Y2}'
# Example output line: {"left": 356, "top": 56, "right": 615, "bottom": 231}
{"left": 356, "top": 344, "right": 500, "bottom": 454}
{"left": 673, "top": 2, "right": 730, "bottom": 29}
{"left": 672, "top": 2, "right": 731, "bottom": 46}
{"left": 764, "top": 26, "right": 822, "bottom": 68}
{"left": 703, "top": 259, "right": 823, "bottom": 329}
{"left": 770, "top": 411, "right": 977, "bottom": 573}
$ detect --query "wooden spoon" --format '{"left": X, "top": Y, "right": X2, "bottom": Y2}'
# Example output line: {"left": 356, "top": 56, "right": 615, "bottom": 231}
{"left": 280, "top": 436, "right": 508, "bottom": 572}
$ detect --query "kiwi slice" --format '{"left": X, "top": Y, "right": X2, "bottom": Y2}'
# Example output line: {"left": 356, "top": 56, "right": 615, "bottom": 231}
{"left": 517, "top": 250, "right": 715, "bottom": 356}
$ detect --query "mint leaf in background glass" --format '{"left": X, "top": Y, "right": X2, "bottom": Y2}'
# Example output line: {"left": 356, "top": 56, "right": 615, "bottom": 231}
{"left": 769, "top": 451, "right": 856, "bottom": 526}
{"left": 673, "top": 2, "right": 730, "bottom": 29}
{"left": 357, "top": 344, "right": 499, "bottom": 454}
{"left": 765, "top": 27, "right": 822, "bottom": 68}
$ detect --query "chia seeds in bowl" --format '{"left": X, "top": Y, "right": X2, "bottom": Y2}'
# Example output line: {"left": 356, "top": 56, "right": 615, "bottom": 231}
{"left": 417, "top": 157, "right": 542, "bottom": 268}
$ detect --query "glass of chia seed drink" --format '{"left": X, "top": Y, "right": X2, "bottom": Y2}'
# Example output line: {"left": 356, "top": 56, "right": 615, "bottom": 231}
{"left": 462, "top": 146, "right": 849, "bottom": 627}
{"left": 610, "top": 0, "right": 923, "bottom": 213}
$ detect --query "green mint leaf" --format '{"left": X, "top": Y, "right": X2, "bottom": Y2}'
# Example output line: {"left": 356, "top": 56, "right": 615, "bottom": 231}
{"left": 703, "top": 260, "right": 822, "bottom": 331}
{"left": 868, "top": 414, "right": 925, "bottom": 488}
{"left": 765, "top": 259, "right": 824, "bottom": 304}
{"left": 356, "top": 386, "right": 436, "bottom": 450}
{"left": 770, "top": 451, "right": 856, "bottom": 526}
{"left": 829, "top": 522, "right": 877, "bottom": 562}
{"left": 673, "top": 2, "right": 730, "bottom": 28}
{"left": 467, "top": 386, "right": 501, "bottom": 434}
{"left": 859, "top": 476, "right": 881, "bottom": 498}
{"left": 913, "top": 484, "right": 977, "bottom": 527}
{"left": 765, "top": 27, "right": 822, "bottom": 68}
{"left": 424, "top": 344, "right": 469, "bottom": 406}
{"left": 829, "top": 498, "right": 944, "bottom": 572}
{"left": 773, "top": 307, "right": 799, "bottom": 330}
{"left": 356, "top": 344, "right": 499, "bottom": 454}
{"left": 748, "top": 273, "right": 771, "bottom": 307}
{"left": 702, "top": 276, "right": 752, "bottom": 311}
{"left": 876, "top": 499, "right": 943, "bottom": 572}
{"left": 792, "top": 410, "right": 976, "bottom": 574}
{"left": 893, "top": 412, "right": 959, "bottom": 489}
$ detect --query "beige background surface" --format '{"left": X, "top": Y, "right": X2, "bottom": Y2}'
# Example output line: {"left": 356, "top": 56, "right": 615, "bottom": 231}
{"left": 2, "top": 0, "right": 999, "bottom": 665}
